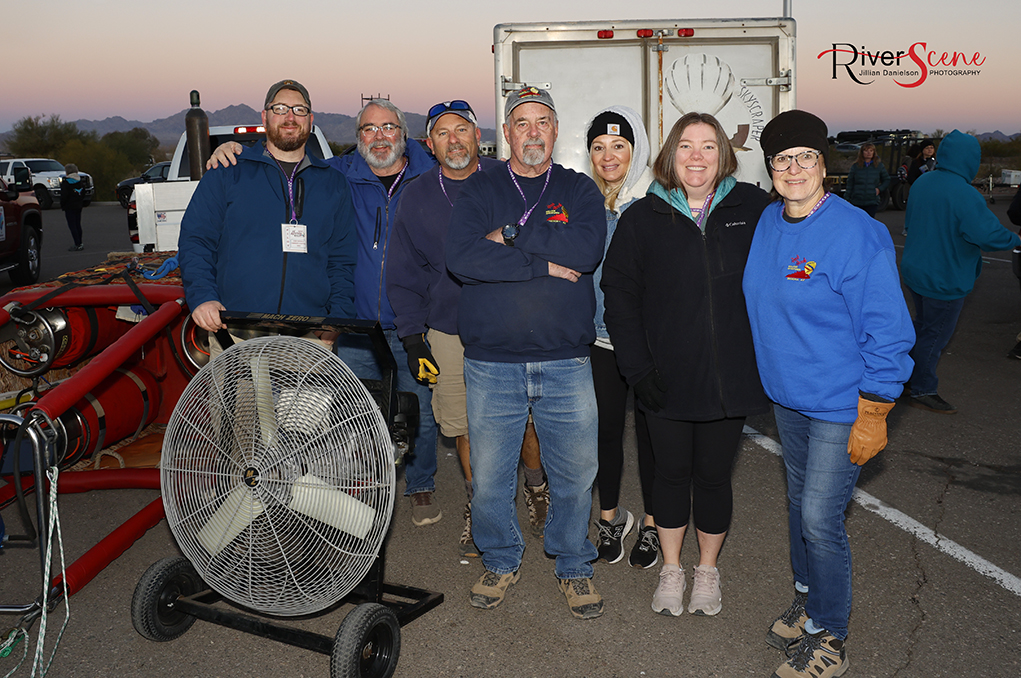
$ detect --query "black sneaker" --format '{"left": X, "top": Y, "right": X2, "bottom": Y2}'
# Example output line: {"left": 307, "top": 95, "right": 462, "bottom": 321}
{"left": 67, "top": 244, "right": 84, "bottom": 251}
{"left": 628, "top": 524, "right": 660, "bottom": 569}
{"left": 595, "top": 509, "right": 634, "bottom": 564}
{"left": 909, "top": 393, "right": 957, "bottom": 414}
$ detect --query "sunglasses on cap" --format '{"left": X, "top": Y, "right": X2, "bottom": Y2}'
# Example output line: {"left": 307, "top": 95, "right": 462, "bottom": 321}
{"left": 428, "top": 100, "right": 474, "bottom": 119}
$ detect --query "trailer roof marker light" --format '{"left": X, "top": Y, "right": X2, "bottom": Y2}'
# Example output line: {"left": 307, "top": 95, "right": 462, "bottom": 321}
{"left": 233, "top": 126, "right": 266, "bottom": 134}
{"left": 678, "top": 28, "right": 695, "bottom": 37}
{"left": 637, "top": 29, "right": 654, "bottom": 38}
{"left": 597, "top": 30, "right": 614, "bottom": 39}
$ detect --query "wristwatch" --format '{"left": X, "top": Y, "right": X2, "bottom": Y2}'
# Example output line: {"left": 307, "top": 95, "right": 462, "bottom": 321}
{"left": 502, "top": 223, "right": 520, "bottom": 246}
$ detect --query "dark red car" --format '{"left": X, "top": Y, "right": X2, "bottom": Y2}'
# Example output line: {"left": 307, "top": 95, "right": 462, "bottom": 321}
{"left": 0, "top": 166, "right": 44, "bottom": 285}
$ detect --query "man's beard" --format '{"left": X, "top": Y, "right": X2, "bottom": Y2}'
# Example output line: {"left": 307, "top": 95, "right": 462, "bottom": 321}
{"left": 443, "top": 142, "right": 472, "bottom": 171}
{"left": 521, "top": 139, "right": 546, "bottom": 167}
{"left": 267, "top": 123, "right": 310, "bottom": 152}
{"left": 359, "top": 136, "right": 407, "bottom": 170}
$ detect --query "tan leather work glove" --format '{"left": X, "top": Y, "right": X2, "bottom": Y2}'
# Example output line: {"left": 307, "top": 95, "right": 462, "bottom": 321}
{"left": 847, "top": 396, "right": 895, "bottom": 465}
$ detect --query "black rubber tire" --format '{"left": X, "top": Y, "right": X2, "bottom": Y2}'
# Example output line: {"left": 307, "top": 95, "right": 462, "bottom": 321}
{"left": 331, "top": 603, "right": 401, "bottom": 678}
{"left": 33, "top": 185, "right": 53, "bottom": 210}
{"left": 82, "top": 199, "right": 91, "bottom": 208}
{"left": 131, "top": 556, "right": 204, "bottom": 642}
{"left": 876, "top": 188, "right": 890, "bottom": 213}
{"left": 9, "top": 226, "right": 41, "bottom": 285}
{"left": 118, "top": 189, "right": 131, "bottom": 209}
{"left": 892, "top": 182, "right": 909, "bottom": 211}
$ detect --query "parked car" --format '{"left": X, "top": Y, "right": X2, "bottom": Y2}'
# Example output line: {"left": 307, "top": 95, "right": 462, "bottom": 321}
{"left": 0, "top": 166, "right": 44, "bottom": 285}
{"left": 0, "top": 158, "right": 94, "bottom": 210}
{"left": 116, "top": 162, "right": 171, "bottom": 209}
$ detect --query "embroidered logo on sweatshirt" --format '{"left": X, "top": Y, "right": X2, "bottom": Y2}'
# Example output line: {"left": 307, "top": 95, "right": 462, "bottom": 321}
{"left": 546, "top": 203, "right": 569, "bottom": 223}
{"left": 786, "top": 255, "right": 816, "bottom": 280}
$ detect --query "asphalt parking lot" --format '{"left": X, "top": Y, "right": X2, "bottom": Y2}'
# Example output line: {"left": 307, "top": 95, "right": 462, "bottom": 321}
{"left": 1, "top": 199, "right": 1019, "bottom": 677}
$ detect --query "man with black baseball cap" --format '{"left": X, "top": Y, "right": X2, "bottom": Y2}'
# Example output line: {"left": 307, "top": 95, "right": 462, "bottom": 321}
{"left": 446, "top": 87, "right": 607, "bottom": 619}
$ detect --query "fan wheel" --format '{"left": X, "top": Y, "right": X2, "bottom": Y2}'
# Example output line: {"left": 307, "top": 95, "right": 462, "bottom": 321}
{"left": 330, "top": 603, "right": 401, "bottom": 678}
{"left": 131, "top": 556, "right": 205, "bottom": 642}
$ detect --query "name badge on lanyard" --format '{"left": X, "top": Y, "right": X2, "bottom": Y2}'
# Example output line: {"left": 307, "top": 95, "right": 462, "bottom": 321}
{"left": 282, "top": 223, "right": 307, "bottom": 253}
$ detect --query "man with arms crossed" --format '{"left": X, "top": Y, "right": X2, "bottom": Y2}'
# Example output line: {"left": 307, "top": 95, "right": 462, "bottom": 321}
{"left": 388, "top": 100, "right": 547, "bottom": 558}
{"left": 446, "top": 87, "right": 606, "bottom": 619}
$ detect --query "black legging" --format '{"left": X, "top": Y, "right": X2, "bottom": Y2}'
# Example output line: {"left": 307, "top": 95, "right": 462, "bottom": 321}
{"left": 645, "top": 415, "right": 745, "bottom": 533}
{"left": 64, "top": 209, "right": 83, "bottom": 247}
{"left": 591, "top": 345, "right": 654, "bottom": 514}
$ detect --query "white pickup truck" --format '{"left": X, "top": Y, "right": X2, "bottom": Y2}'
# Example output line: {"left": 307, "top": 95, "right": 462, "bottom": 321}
{"left": 0, "top": 158, "right": 95, "bottom": 209}
{"left": 493, "top": 16, "right": 796, "bottom": 190}
{"left": 130, "top": 124, "right": 333, "bottom": 252}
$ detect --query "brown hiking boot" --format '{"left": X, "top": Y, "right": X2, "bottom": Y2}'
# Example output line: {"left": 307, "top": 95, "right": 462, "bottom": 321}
{"left": 558, "top": 577, "right": 604, "bottom": 620}
{"left": 470, "top": 570, "right": 519, "bottom": 609}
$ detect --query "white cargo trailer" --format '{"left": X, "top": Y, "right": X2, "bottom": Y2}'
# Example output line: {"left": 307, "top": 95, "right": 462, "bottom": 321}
{"left": 493, "top": 17, "right": 797, "bottom": 189}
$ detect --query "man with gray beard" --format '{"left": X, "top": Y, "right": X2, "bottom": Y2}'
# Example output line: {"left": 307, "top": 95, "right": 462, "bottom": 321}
{"left": 325, "top": 99, "right": 443, "bottom": 526}
{"left": 445, "top": 87, "right": 607, "bottom": 619}
{"left": 387, "top": 100, "right": 548, "bottom": 558}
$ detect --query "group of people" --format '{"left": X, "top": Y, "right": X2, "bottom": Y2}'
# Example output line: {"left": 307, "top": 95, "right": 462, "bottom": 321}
{"left": 176, "top": 78, "right": 1019, "bottom": 678}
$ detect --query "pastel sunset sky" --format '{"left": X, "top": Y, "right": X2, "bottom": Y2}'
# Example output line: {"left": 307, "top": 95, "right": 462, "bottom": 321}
{"left": 5, "top": 0, "right": 1018, "bottom": 136}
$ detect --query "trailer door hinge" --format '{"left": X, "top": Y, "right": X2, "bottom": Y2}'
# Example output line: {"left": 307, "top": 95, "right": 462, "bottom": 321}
{"left": 740, "top": 70, "right": 792, "bottom": 91}
{"left": 501, "top": 76, "right": 552, "bottom": 96}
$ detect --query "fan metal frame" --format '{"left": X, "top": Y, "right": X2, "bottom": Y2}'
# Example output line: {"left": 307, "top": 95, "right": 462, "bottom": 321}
{"left": 162, "top": 335, "right": 394, "bottom": 616}
{"left": 136, "top": 316, "right": 441, "bottom": 678}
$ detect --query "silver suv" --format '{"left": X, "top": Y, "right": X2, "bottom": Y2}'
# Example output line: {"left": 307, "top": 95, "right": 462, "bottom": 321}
{"left": 0, "top": 158, "right": 95, "bottom": 209}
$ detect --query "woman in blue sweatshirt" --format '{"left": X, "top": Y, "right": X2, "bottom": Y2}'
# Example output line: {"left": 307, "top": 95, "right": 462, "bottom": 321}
{"left": 743, "top": 110, "right": 914, "bottom": 678}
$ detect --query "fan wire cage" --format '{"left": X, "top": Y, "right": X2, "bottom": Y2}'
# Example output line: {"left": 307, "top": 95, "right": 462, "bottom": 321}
{"left": 161, "top": 336, "right": 395, "bottom": 616}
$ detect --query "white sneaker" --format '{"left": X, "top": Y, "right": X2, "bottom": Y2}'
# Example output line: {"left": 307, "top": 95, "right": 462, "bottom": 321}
{"left": 688, "top": 564, "right": 722, "bottom": 616}
{"left": 651, "top": 564, "right": 685, "bottom": 616}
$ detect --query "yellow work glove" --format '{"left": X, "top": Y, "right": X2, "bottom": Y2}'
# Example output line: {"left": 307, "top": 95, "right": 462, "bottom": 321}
{"left": 847, "top": 396, "right": 895, "bottom": 465}
{"left": 401, "top": 333, "right": 440, "bottom": 385}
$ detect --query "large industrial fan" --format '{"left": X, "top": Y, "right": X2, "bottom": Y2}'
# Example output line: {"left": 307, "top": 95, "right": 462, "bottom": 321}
{"left": 132, "top": 331, "right": 441, "bottom": 678}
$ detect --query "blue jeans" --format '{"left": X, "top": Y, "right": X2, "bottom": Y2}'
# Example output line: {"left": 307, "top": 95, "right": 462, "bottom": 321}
{"left": 907, "top": 290, "right": 965, "bottom": 396}
{"left": 773, "top": 404, "right": 860, "bottom": 641}
{"left": 335, "top": 331, "right": 437, "bottom": 495}
{"left": 464, "top": 357, "right": 599, "bottom": 579}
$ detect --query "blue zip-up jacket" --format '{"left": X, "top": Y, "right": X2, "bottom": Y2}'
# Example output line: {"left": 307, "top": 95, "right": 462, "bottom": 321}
{"left": 179, "top": 142, "right": 356, "bottom": 318}
{"left": 744, "top": 195, "right": 914, "bottom": 422}
{"left": 902, "top": 130, "right": 1021, "bottom": 300}
{"left": 326, "top": 141, "right": 436, "bottom": 327}
{"left": 446, "top": 162, "right": 606, "bottom": 363}
{"left": 388, "top": 157, "right": 500, "bottom": 338}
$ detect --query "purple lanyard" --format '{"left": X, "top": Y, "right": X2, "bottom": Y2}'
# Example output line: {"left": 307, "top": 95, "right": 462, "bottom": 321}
{"left": 438, "top": 163, "right": 481, "bottom": 207}
{"left": 689, "top": 190, "right": 715, "bottom": 229}
{"left": 386, "top": 162, "right": 408, "bottom": 202}
{"left": 270, "top": 154, "right": 300, "bottom": 223}
{"left": 806, "top": 192, "right": 830, "bottom": 218}
{"left": 507, "top": 162, "right": 552, "bottom": 227}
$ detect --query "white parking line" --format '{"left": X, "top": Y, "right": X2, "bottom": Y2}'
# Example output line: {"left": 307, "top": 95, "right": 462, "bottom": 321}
{"left": 743, "top": 426, "right": 1021, "bottom": 597}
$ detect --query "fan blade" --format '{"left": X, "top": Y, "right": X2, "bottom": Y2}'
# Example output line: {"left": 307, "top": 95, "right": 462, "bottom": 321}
{"left": 288, "top": 474, "right": 376, "bottom": 540}
{"left": 251, "top": 355, "right": 277, "bottom": 448}
{"left": 277, "top": 386, "right": 332, "bottom": 433}
{"left": 196, "top": 484, "right": 265, "bottom": 556}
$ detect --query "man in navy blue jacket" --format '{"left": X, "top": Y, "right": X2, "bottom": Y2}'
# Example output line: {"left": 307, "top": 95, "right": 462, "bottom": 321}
{"left": 446, "top": 87, "right": 607, "bottom": 619}
{"left": 326, "top": 99, "right": 443, "bottom": 527}
{"left": 180, "top": 79, "right": 356, "bottom": 330}
{"left": 204, "top": 97, "right": 443, "bottom": 528}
